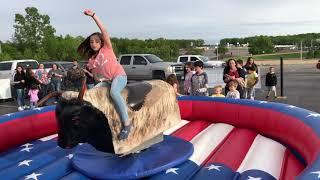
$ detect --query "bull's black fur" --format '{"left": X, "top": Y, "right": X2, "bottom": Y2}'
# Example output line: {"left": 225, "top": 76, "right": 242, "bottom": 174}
{"left": 55, "top": 97, "right": 115, "bottom": 153}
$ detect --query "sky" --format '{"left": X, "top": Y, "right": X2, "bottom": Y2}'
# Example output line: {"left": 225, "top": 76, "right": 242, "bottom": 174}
{"left": 1, "top": 0, "right": 320, "bottom": 44}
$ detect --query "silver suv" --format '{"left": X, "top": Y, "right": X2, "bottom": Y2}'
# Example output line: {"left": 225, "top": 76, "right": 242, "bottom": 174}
{"left": 118, "top": 54, "right": 183, "bottom": 80}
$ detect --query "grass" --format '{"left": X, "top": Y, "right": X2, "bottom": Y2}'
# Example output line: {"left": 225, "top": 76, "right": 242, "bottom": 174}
{"left": 253, "top": 52, "right": 308, "bottom": 60}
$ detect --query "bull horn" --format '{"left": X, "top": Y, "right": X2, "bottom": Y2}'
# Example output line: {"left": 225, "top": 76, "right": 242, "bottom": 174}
{"left": 37, "top": 91, "right": 62, "bottom": 107}
{"left": 78, "top": 78, "right": 87, "bottom": 101}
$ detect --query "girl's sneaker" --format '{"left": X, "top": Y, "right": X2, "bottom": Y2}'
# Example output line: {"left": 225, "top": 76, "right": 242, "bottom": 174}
{"left": 119, "top": 124, "right": 132, "bottom": 140}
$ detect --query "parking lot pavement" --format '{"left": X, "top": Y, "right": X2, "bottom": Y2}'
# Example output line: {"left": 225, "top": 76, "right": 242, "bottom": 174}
{"left": 0, "top": 99, "right": 19, "bottom": 115}
{"left": 255, "top": 64, "right": 320, "bottom": 113}
{"left": 0, "top": 63, "right": 319, "bottom": 116}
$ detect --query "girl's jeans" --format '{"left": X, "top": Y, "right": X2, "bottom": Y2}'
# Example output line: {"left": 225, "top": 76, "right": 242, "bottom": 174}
{"left": 30, "top": 101, "right": 37, "bottom": 109}
{"left": 16, "top": 88, "right": 25, "bottom": 107}
{"left": 96, "top": 76, "right": 129, "bottom": 124}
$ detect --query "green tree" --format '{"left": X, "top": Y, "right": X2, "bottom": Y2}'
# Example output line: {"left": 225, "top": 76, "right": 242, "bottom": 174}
{"left": 13, "top": 7, "right": 55, "bottom": 54}
{"left": 214, "top": 45, "right": 228, "bottom": 55}
{"left": 249, "top": 36, "right": 274, "bottom": 55}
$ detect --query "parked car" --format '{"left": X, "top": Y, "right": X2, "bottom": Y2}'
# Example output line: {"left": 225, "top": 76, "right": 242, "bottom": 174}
{"left": 177, "top": 55, "right": 225, "bottom": 68}
{"left": 42, "top": 61, "right": 74, "bottom": 76}
{"left": 317, "top": 60, "right": 320, "bottom": 70}
{"left": 118, "top": 54, "right": 183, "bottom": 80}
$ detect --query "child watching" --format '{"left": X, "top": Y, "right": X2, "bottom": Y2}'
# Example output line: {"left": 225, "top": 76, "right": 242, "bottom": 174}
{"left": 191, "top": 61, "right": 209, "bottom": 96}
{"left": 28, "top": 84, "right": 39, "bottom": 110}
{"left": 226, "top": 80, "right": 240, "bottom": 99}
{"left": 183, "top": 62, "right": 194, "bottom": 95}
{"left": 166, "top": 74, "right": 182, "bottom": 97}
{"left": 265, "top": 66, "right": 277, "bottom": 99}
{"left": 245, "top": 66, "right": 259, "bottom": 100}
{"left": 211, "top": 85, "right": 225, "bottom": 97}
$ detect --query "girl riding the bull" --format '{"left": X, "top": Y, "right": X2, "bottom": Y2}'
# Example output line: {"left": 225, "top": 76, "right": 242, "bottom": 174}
{"left": 77, "top": 9, "right": 131, "bottom": 140}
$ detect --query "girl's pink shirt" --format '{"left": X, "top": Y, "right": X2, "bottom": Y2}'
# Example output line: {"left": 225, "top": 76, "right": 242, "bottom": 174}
{"left": 28, "top": 89, "right": 39, "bottom": 102}
{"left": 87, "top": 45, "right": 126, "bottom": 80}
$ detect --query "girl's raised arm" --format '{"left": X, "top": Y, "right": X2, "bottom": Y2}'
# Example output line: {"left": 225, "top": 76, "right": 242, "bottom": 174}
{"left": 84, "top": 9, "right": 112, "bottom": 49}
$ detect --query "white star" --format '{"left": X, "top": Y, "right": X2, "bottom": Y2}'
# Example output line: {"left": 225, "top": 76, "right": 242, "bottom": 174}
{"left": 18, "top": 160, "right": 33, "bottom": 166}
{"left": 5, "top": 113, "right": 13, "bottom": 116}
{"left": 20, "top": 147, "right": 33, "bottom": 152}
{"left": 66, "top": 154, "right": 73, "bottom": 159}
{"left": 247, "top": 176, "right": 262, "bottom": 180}
{"left": 287, "top": 105, "right": 296, "bottom": 108}
{"left": 311, "top": 171, "right": 320, "bottom": 178}
{"left": 259, "top": 101, "right": 267, "bottom": 104}
{"left": 21, "top": 143, "right": 33, "bottom": 148}
{"left": 205, "top": 164, "right": 221, "bottom": 171}
{"left": 307, "top": 113, "right": 320, "bottom": 118}
{"left": 35, "top": 108, "right": 42, "bottom": 111}
{"left": 25, "top": 172, "right": 42, "bottom": 180}
{"left": 166, "top": 168, "right": 179, "bottom": 175}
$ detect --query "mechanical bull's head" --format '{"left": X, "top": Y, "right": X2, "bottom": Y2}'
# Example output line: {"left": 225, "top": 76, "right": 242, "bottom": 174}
{"left": 38, "top": 84, "right": 115, "bottom": 153}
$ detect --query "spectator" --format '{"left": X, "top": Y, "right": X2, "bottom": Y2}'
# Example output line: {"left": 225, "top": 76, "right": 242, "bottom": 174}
{"left": 265, "top": 66, "right": 278, "bottom": 99}
{"left": 191, "top": 61, "right": 208, "bottom": 96}
{"left": 13, "top": 65, "right": 26, "bottom": 111}
{"left": 25, "top": 68, "right": 41, "bottom": 92}
{"left": 183, "top": 62, "right": 194, "bottom": 95}
{"left": 245, "top": 66, "right": 259, "bottom": 100}
{"left": 226, "top": 80, "right": 240, "bottom": 99}
{"left": 166, "top": 74, "right": 181, "bottom": 97}
{"left": 48, "top": 64, "right": 63, "bottom": 91}
{"left": 28, "top": 84, "right": 39, "bottom": 110}
{"left": 211, "top": 85, "right": 225, "bottom": 97}
{"left": 83, "top": 65, "right": 95, "bottom": 89}
{"left": 64, "top": 60, "right": 85, "bottom": 91}
{"left": 244, "top": 57, "right": 259, "bottom": 74}
{"left": 35, "top": 63, "right": 49, "bottom": 99}
{"left": 223, "top": 59, "right": 246, "bottom": 98}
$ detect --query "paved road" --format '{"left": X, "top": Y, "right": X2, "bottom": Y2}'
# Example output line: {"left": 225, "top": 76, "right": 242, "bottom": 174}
{"left": 0, "top": 63, "right": 319, "bottom": 116}
{"left": 255, "top": 64, "right": 320, "bottom": 113}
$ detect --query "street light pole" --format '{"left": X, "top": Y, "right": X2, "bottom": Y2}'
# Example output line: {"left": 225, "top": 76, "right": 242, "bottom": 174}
{"left": 237, "top": 42, "right": 240, "bottom": 57}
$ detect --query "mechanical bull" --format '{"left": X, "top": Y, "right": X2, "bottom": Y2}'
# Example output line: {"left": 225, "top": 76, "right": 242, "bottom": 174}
{"left": 38, "top": 80, "right": 181, "bottom": 155}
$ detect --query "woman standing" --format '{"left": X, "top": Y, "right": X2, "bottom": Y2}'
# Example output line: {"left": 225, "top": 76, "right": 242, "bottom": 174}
{"left": 13, "top": 66, "right": 26, "bottom": 111}
{"left": 244, "top": 57, "right": 259, "bottom": 74}
{"left": 223, "top": 59, "right": 246, "bottom": 98}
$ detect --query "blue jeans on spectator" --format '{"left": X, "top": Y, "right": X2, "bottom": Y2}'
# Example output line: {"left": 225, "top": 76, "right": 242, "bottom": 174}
{"left": 16, "top": 88, "right": 25, "bottom": 107}
{"left": 30, "top": 101, "right": 37, "bottom": 109}
{"left": 50, "top": 81, "right": 61, "bottom": 91}
{"left": 246, "top": 87, "right": 255, "bottom": 100}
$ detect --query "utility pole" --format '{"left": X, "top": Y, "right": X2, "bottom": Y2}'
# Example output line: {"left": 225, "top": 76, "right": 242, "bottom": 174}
{"left": 237, "top": 42, "right": 240, "bottom": 57}
{"left": 300, "top": 41, "right": 303, "bottom": 62}
{"left": 311, "top": 39, "right": 314, "bottom": 58}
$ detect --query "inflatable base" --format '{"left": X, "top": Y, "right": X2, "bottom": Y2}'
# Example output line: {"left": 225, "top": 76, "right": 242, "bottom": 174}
{"left": 72, "top": 135, "right": 194, "bottom": 179}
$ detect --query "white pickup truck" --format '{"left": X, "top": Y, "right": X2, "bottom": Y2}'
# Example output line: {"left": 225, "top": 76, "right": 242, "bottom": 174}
{"left": 0, "top": 59, "right": 39, "bottom": 99}
{"left": 118, "top": 54, "right": 184, "bottom": 80}
{"left": 177, "top": 55, "right": 225, "bottom": 68}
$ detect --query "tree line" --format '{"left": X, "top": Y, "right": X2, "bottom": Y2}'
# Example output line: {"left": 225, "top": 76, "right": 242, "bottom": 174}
{"left": 0, "top": 7, "right": 204, "bottom": 62}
